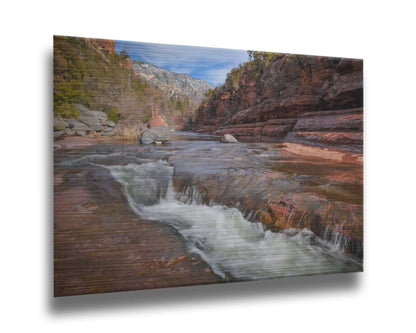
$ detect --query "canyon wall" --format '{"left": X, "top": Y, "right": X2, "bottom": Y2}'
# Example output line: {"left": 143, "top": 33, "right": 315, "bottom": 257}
{"left": 190, "top": 54, "right": 363, "bottom": 152}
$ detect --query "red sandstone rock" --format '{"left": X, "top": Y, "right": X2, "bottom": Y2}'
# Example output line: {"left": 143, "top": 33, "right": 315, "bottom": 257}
{"left": 294, "top": 109, "right": 363, "bottom": 132}
{"left": 191, "top": 54, "right": 363, "bottom": 152}
{"left": 171, "top": 143, "right": 363, "bottom": 258}
{"left": 240, "top": 74, "right": 258, "bottom": 108}
{"left": 148, "top": 115, "right": 168, "bottom": 128}
{"left": 91, "top": 38, "right": 116, "bottom": 54}
{"left": 262, "top": 124, "right": 294, "bottom": 139}
{"left": 121, "top": 58, "right": 133, "bottom": 70}
{"left": 293, "top": 131, "right": 363, "bottom": 146}
{"left": 54, "top": 166, "right": 219, "bottom": 296}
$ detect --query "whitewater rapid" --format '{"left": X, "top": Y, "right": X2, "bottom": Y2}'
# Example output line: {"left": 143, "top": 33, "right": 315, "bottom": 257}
{"left": 103, "top": 160, "right": 361, "bottom": 280}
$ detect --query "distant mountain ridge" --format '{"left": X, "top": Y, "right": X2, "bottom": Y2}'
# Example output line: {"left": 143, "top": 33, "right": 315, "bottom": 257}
{"left": 132, "top": 60, "right": 213, "bottom": 103}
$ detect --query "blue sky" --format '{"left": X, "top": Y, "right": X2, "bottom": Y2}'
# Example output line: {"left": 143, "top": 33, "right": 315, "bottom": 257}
{"left": 115, "top": 40, "right": 248, "bottom": 87}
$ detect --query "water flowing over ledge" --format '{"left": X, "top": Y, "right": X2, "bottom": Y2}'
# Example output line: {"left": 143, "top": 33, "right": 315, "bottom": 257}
{"left": 102, "top": 159, "right": 361, "bottom": 280}
{"left": 57, "top": 133, "right": 362, "bottom": 284}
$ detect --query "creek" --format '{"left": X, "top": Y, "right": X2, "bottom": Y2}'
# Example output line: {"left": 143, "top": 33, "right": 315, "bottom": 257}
{"left": 56, "top": 132, "right": 362, "bottom": 281}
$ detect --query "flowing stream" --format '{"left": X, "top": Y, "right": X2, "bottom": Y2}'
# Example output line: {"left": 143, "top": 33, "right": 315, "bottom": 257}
{"left": 60, "top": 133, "right": 362, "bottom": 281}
{"left": 106, "top": 160, "right": 360, "bottom": 280}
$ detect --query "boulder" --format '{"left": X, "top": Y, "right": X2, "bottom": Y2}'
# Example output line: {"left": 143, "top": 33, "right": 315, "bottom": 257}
{"left": 64, "top": 128, "right": 75, "bottom": 136}
{"left": 101, "top": 126, "right": 115, "bottom": 136}
{"left": 53, "top": 105, "right": 117, "bottom": 138}
{"left": 101, "top": 120, "right": 116, "bottom": 128}
{"left": 53, "top": 130, "right": 65, "bottom": 139}
{"left": 221, "top": 134, "right": 239, "bottom": 143}
{"left": 79, "top": 116, "right": 103, "bottom": 132}
{"left": 69, "top": 120, "right": 90, "bottom": 136}
{"left": 76, "top": 104, "right": 106, "bottom": 132}
{"left": 139, "top": 125, "right": 171, "bottom": 144}
{"left": 102, "top": 126, "right": 114, "bottom": 132}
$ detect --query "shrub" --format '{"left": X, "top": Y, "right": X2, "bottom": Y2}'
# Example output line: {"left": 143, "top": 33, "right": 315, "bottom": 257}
{"left": 54, "top": 103, "right": 80, "bottom": 119}
{"left": 107, "top": 106, "right": 120, "bottom": 123}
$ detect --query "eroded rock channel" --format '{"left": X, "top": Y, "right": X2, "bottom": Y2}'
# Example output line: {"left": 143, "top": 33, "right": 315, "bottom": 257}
{"left": 54, "top": 132, "right": 362, "bottom": 295}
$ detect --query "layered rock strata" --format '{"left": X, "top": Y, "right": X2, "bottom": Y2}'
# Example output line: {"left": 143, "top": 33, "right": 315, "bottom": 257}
{"left": 214, "top": 107, "right": 363, "bottom": 152}
{"left": 191, "top": 55, "right": 363, "bottom": 152}
{"left": 170, "top": 143, "right": 363, "bottom": 259}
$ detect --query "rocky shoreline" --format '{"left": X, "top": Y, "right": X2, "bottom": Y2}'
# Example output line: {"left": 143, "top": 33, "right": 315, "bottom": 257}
{"left": 53, "top": 105, "right": 116, "bottom": 140}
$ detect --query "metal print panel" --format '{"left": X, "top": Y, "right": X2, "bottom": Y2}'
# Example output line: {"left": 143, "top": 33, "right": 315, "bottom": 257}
{"left": 53, "top": 36, "right": 363, "bottom": 297}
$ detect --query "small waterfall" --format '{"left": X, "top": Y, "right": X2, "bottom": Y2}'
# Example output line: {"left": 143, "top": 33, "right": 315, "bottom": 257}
{"left": 322, "top": 225, "right": 351, "bottom": 252}
{"left": 177, "top": 184, "right": 357, "bottom": 254}
{"left": 176, "top": 185, "right": 203, "bottom": 205}
{"left": 103, "top": 160, "right": 361, "bottom": 280}
{"left": 104, "top": 160, "right": 173, "bottom": 206}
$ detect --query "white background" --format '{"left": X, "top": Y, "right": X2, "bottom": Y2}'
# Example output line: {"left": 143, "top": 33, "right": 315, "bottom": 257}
{"left": 1, "top": 0, "right": 415, "bottom": 332}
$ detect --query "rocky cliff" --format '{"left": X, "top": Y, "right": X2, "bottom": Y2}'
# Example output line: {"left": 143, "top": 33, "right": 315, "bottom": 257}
{"left": 132, "top": 60, "right": 213, "bottom": 103}
{"left": 54, "top": 36, "right": 143, "bottom": 121}
{"left": 190, "top": 54, "right": 363, "bottom": 152}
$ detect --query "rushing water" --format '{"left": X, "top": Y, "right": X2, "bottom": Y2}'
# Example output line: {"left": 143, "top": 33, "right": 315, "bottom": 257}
{"left": 59, "top": 132, "right": 362, "bottom": 281}
{"left": 104, "top": 160, "right": 360, "bottom": 280}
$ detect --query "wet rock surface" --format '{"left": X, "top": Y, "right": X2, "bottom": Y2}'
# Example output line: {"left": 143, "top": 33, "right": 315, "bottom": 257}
{"left": 119, "top": 132, "right": 362, "bottom": 258}
{"left": 54, "top": 132, "right": 362, "bottom": 295}
{"left": 54, "top": 154, "right": 220, "bottom": 296}
{"left": 166, "top": 134, "right": 363, "bottom": 258}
